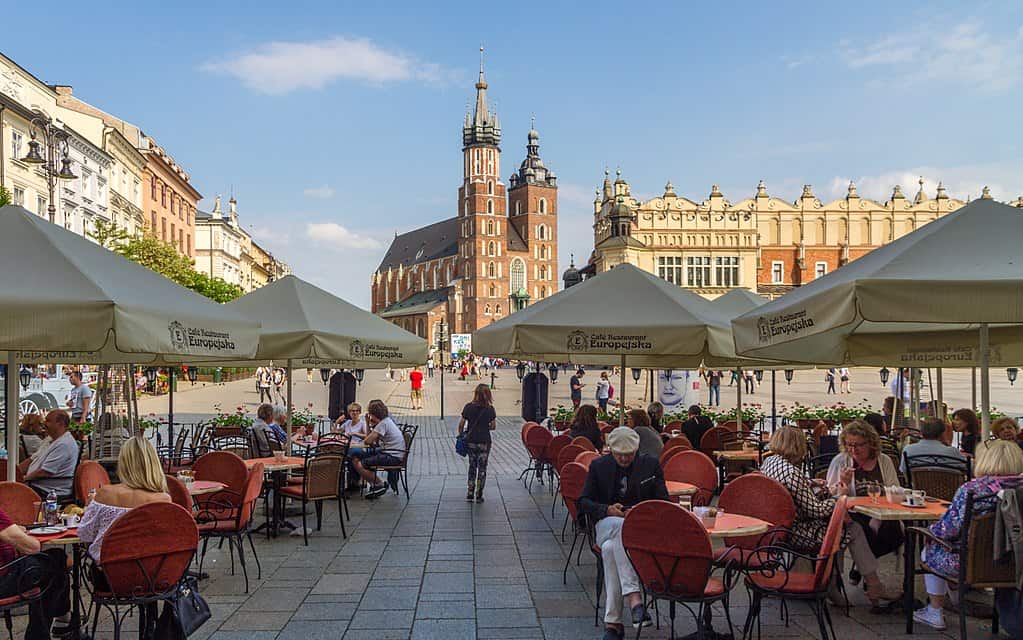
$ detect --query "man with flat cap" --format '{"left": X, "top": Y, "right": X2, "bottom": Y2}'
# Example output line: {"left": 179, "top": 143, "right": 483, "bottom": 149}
{"left": 578, "top": 426, "right": 669, "bottom": 640}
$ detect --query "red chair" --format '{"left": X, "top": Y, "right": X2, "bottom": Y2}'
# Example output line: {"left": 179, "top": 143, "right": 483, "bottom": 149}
{"left": 556, "top": 444, "right": 587, "bottom": 477}
{"left": 716, "top": 473, "right": 796, "bottom": 568}
{"left": 164, "top": 475, "right": 192, "bottom": 511}
{"left": 520, "top": 421, "right": 541, "bottom": 441}
{"left": 574, "top": 451, "right": 599, "bottom": 468}
{"left": 665, "top": 420, "right": 684, "bottom": 433}
{"left": 517, "top": 422, "right": 541, "bottom": 481}
{"left": 570, "top": 436, "right": 597, "bottom": 452}
{"left": 662, "top": 450, "right": 717, "bottom": 506}
{"left": 196, "top": 462, "right": 265, "bottom": 592}
{"left": 557, "top": 462, "right": 589, "bottom": 583}
{"left": 622, "top": 500, "right": 739, "bottom": 640}
{"left": 664, "top": 435, "right": 693, "bottom": 451}
{"left": 546, "top": 434, "right": 571, "bottom": 477}
{"left": 699, "top": 425, "right": 733, "bottom": 458}
{"left": 73, "top": 460, "right": 110, "bottom": 505}
{"left": 659, "top": 445, "right": 688, "bottom": 468}
{"left": 742, "top": 496, "right": 849, "bottom": 640}
{"left": 0, "top": 552, "right": 62, "bottom": 640}
{"left": 523, "top": 426, "right": 554, "bottom": 492}
{"left": 90, "top": 502, "right": 199, "bottom": 640}
{"left": 0, "top": 482, "right": 41, "bottom": 525}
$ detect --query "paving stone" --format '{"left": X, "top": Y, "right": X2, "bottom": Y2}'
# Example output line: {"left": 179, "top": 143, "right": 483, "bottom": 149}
{"left": 475, "top": 584, "right": 534, "bottom": 608}
{"left": 359, "top": 586, "right": 420, "bottom": 610}
{"left": 238, "top": 587, "right": 308, "bottom": 611}
{"left": 292, "top": 601, "right": 358, "bottom": 620}
{"left": 475, "top": 607, "right": 540, "bottom": 628}
{"left": 347, "top": 608, "right": 415, "bottom": 630}
{"left": 414, "top": 600, "right": 477, "bottom": 619}
{"left": 277, "top": 620, "right": 349, "bottom": 640}
{"left": 312, "top": 573, "right": 371, "bottom": 594}
{"left": 422, "top": 571, "right": 474, "bottom": 592}
{"left": 410, "top": 618, "right": 476, "bottom": 639}
{"left": 218, "top": 611, "right": 289, "bottom": 631}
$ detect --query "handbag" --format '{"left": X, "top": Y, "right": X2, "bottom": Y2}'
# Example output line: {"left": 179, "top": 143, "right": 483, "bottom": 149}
{"left": 155, "top": 577, "right": 211, "bottom": 640}
{"left": 455, "top": 432, "right": 469, "bottom": 457}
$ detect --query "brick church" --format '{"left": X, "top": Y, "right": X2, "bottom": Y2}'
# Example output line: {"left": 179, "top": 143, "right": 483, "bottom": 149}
{"left": 371, "top": 53, "right": 558, "bottom": 346}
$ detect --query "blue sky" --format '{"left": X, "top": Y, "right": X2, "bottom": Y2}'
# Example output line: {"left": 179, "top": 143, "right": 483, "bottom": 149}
{"left": 4, "top": 1, "right": 1022, "bottom": 307}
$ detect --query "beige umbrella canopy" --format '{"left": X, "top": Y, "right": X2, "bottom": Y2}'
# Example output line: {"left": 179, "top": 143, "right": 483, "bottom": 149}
{"left": 0, "top": 204, "right": 261, "bottom": 478}
{"left": 732, "top": 198, "right": 1023, "bottom": 433}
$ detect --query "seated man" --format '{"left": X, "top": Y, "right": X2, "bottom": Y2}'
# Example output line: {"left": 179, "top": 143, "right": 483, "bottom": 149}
{"left": 900, "top": 418, "right": 966, "bottom": 474}
{"left": 0, "top": 506, "right": 70, "bottom": 639}
{"left": 251, "top": 404, "right": 289, "bottom": 455}
{"left": 351, "top": 400, "right": 406, "bottom": 500}
{"left": 19, "top": 411, "right": 77, "bottom": 499}
{"left": 578, "top": 427, "right": 669, "bottom": 640}
{"left": 681, "top": 404, "right": 713, "bottom": 449}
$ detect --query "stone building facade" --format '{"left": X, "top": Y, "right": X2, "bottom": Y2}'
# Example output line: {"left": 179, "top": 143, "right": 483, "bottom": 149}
{"left": 195, "top": 194, "right": 291, "bottom": 292}
{"left": 141, "top": 134, "right": 200, "bottom": 257}
{"left": 371, "top": 55, "right": 558, "bottom": 345}
{"left": 584, "top": 173, "right": 992, "bottom": 298}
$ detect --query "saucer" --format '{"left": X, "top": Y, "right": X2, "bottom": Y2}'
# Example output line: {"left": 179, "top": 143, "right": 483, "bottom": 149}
{"left": 901, "top": 501, "right": 926, "bottom": 509}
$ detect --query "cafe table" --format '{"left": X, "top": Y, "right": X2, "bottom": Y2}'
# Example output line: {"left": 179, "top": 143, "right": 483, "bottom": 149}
{"left": 666, "top": 481, "right": 697, "bottom": 498}
{"left": 188, "top": 480, "right": 226, "bottom": 496}
{"left": 713, "top": 450, "right": 761, "bottom": 462}
{"left": 848, "top": 495, "right": 949, "bottom": 634}
{"left": 246, "top": 456, "right": 304, "bottom": 536}
{"left": 39, "top": 529, "right": 87, "bottom": 640}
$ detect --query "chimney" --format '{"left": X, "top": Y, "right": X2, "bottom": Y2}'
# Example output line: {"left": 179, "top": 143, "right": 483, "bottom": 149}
{"left": 229, "top": 196, "right": 238, "bottom": 226}
{"left": 211, "top": 195, "right": 222, "bottom": 219}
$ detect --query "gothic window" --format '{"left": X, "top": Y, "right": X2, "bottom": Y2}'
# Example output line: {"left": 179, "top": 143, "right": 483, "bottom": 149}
{"left": 487, "top": 241, "right": 496, "bottom": 256}
{"left": 539, "top": 198, "right": 547, "bottom": 214}
{"left": 540, "top": 286, "right": 547, "bottom": 298}
{"left": 495, "top": 304, "right": 502, "bottom": 316}
{"left": 484, "top": 304, "right": 492, "bottom": 315}
{"left": 515, "top": 200, "right": 521, "bottom": 215}
{"left": 487, "top": 200, "right": 494, "bottom": 214}
{"left": 487, "top": 181, "right": 494, "bottom": 195}
{"left": 486, "top": 220, "right": 494, "bottom": 235}
{"left": 539, "top": 245, "right": 547, "bottom": 259}
{"left": 488, "top": 261, "right": 496, "bottom": 278}
{"left": 537, "top": 224, "right": 547, "bottom": 240}
{"left": 489, "top": 284, "right": 496, "bottom": 297}
{"left": 464, "top": 200, "right": 469, "bottom": 216}
{"left": 540, "top": 265, "right": 548, "bottom": 281}
{"left": 510, "top": 257, "right": 526, "bottom": 292}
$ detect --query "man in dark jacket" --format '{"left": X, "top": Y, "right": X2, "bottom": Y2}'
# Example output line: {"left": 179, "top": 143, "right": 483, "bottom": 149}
{"left": 578, "top": 427, "right": 669, "bottom": 640}
{"left": 682, "top": 404, "right": 714, "bottom": 451}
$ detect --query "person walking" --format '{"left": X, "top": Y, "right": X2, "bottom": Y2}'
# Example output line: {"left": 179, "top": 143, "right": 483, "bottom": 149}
{"left": 66, "top": 371, "right": 93, "bottom": 425}
{"left": 743, "top": 370, "right": 755, "bottom": 395}
{"left": 705, "top": 370, "right": 721, "bottom": 407}
{"left": 427, "top": 356, "right": 435, "bottom": 378}
{"left": 570, "top": 369, "right": 586, "bottom": 410}
{"left": 459, "top": 384, "right": 496, "bottom": 503}
{"left": 409, "top": 366, "right": 424, "bottom": 410}
{"left": 595, "top": 372, "right": 611, "bottom": 413}
{"left": 839, "top": 367, "right": 851, "bottom": 393}
{"left": 256, "top": 366, "right": 272, "bottom": 403}
{"left": 272, "top": 366, "right": 286, "bottom": 404}
{"left": 825, "top": 368, "right": 837, "bottom": 394}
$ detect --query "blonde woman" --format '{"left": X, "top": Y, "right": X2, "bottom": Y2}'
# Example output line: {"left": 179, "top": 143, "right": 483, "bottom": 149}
{"left": 914, "top": 440, "right": 1023, "bottom": 630}
{"left": 79, "top": 436, "right": 171, "bottom": 563}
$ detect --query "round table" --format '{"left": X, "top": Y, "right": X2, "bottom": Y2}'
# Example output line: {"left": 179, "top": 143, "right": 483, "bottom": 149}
{"left": 666, "top": 481, "right": 697, "bottom": 497}
{"left": 188, "top": 480, "right": 226, "bottom": 496}
{"left": 702, "top": 513, "right": 770, "bottom": 538}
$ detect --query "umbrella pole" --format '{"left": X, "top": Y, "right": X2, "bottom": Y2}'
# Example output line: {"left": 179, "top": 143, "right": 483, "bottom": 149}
{"left": 6, "top": 353, "right": 18, "bottom": 482}
{"left": 736, "top": 368, "right": 742, "bottom": 431}
{"left": 286, "top": 360, "right": 294, "bottom": 455}
{"left": 971, "top": 367, "right": 977, "bottom": 411}
{"left": 910, "top": 368, "right": 920, "bottom": 431}
{"left": 167, "top": 368, "right": 175, "bottom": 471}
{"left": 935, "top": 368, "right": 943, "bottom": 419}
{"left": 980, "top": 324, "right": 991, "bottom": 438}
{"left": 619, "top": 356, "right": 626, "bottom": 426}
{"left": 771, "top": 370, "right": 777, "bottom": 432}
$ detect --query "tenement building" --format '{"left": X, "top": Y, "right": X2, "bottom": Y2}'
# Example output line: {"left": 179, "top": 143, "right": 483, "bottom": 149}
{"left": 371, "top": 54, "right": 558, "bottom": 343}
{"left": 583, "top": 173, "right": 993, "bottom": 298}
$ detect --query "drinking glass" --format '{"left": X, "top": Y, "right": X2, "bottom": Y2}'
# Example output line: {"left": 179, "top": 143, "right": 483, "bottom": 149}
{"left": 867, "top": 482, "right": 881, "bottom": 504}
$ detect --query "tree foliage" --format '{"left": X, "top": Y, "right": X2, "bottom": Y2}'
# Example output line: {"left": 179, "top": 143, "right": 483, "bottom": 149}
{"left": 90, "top": 220, "right": 244, "bottom": 303}
{"left": 0, "top": 186, "right": 11, "bottom": 208}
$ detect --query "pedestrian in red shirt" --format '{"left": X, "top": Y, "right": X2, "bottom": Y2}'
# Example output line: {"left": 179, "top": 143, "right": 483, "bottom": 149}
{"left": 409, "top": 365, "right": 425, "bottom": 410}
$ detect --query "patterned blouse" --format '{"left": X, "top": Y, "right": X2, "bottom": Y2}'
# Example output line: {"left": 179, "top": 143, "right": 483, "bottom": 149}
{"left": 78, "top": 500, "right": 131, "bottom": 563}
{"left": 923, "top": 475, "right": 1014, "bottom": 578}
{"left": 760, "top": 455, "right": 837, "bottom": 552}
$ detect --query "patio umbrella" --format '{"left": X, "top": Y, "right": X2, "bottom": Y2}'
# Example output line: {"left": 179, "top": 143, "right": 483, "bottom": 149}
{"left": 201, "top": 275, "right": 428, "bottom": 444}
{"left": 0, "top": 204, "right": 261, "bottom": 478}
{"left": 732, "top": 198, "right": 1023, "bottom": 436}
{"left": 473, "top": 263, "right": 745, "bottom": 424}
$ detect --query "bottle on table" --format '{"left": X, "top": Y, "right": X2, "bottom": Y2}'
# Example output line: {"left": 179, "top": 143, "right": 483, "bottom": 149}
{"left": 44, "top": 489, "right": 59, "bottom": 526}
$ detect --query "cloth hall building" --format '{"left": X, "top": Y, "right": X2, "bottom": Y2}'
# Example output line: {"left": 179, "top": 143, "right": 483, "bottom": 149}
{"left": 371, "top": 58, "right": 558, "bottom": 344}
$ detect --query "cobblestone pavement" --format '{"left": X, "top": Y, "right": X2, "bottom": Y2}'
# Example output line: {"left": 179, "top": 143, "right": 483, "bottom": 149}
{"left": 79, "top": 374, "right": 1004, "bottom": 639}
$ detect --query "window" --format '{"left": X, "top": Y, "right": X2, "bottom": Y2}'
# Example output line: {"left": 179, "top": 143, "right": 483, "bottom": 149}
{"left": 540, "top": 286, "right": 547, "bottom": 298}
{"left": 151, "top": 212, "right": 157, "bottom": 230}
{"left": 771, "top": 261, "right": 784, "bottom": 284}
{"left": 487, "top": 241, "right": 496, "bottom": 256}
{"left": 539, "top": 198, "right": 547, "bottom": 214}
{"left": 10, "top": 130, "right": 24, "bottom": 161}
{"left": 686, "top": 256, "right": 711, "bottom": 287}
{"left": 539, "top": 245, "right": 547, "bottom": 259}
{"left": 539, "top": 265, "right": 547, "bottom": 281}
{"left": 12, "top": 187, "right": 24, "bottom": 206}
{"left": 161, "top": 185, "right": 166, "bottom": 207}
{"left": 715, "top": 257, "right": 739, "bottom": 287}
{"left": 484, "top": 304, "right": 492, "bottom": 315}
{"left": 495, "top": 304, "right": 502, "bottom": 316}
{"left": 487, "top": 261, "right": 496, "bottom": 278}
{"left": 161, "top": 219, "right": 167, "bottom": 241}
{"left": 486, "top": 220, "right": 494, "bottom": 235}
{"left": 815, "top": 261, "right": 828, "bottom": 279}
{"left": 487, "top": 181, "right": 494, "bottom": 195}
{"left": 537, "top": 225, "right": 547, "bottom": 240}
{"left": 171, "top": 196, "right": 176, "bottom": 215}
{"left": 36, "top": 196, "right": 46, "bottom": 215}
{"left": 186, "top": 234, "right": 191, "bottom": 255}
{"left": 486, "top": 200, "right": 493, "bottom": 214}
{"left": 489, "top": 284, "right": 496, "bottom": 297}
{"left": 151, "top": 177, "right": 157, "bottom": 200}
{"left": 510, "top": 257, "right": 525, "bottom": 292}
{"left": 657, "top": 256, "right": 683, "bottom": 285}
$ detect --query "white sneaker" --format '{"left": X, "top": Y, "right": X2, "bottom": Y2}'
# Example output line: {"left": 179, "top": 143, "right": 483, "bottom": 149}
{"left": 913, "top": 606, "right": 947, "bottom": 630}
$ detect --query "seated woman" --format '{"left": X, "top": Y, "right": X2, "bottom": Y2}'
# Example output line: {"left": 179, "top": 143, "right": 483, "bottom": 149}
{"left": 646, "top": 401, "right": 665, "bottom": 434}
{"left": 952, "top": 408, "right": 980, "bottom": 457}
{"left": 914, "top": 439, "right": 1023, "bottom": 630}
{"left": 18, "top": 414, "right": 47, "bottom": 459}
{"left": 823, "top": 421, "right": 903, "bottom": 605}
{"left": 79, "top": 435, "right": 171, "bottom": 566}
{"left": 992, "top": 416, "right": 1023, "bottom": 449}
{"left": 332, "top": 402, "right": 369, "bottom": 443}
{"left": 626, "top": 409, "right": 663, "bottom": 458}
{"left": 569, "top": 404, "right": 603, "bottom": 451}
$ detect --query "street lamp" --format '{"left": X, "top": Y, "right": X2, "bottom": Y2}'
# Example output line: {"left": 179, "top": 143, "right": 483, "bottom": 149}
{"left": 879, "top": 367, "right": 890, "bottom": 386}
{"left": 630, "top": 368, "right": 642, "bottom": 383}
{"left": 515, "top": 362, "right": 527, "bottom": 382}
{"left": 18, "top": 366, "right": 31, "bottom": 391}
{"left": 353, "top": 369, "right": 365, "bottom": 384}
{"left": 783, "top": 369, "right": 794, "bottom": 384}
{"left": 1008, "top": 368, "right": 1019, "bottom": 386}
{"left": 319, "top": 368, "right": 331, "bottom": 385}
{"left": 186, "top": 367, "right": 198, "bottom": 384}
{"left": 20, "top": 111, "right": 76, "bottom": 225}
{"left": 145, "top": 367, "right": 158, "bottom": 385}
{"left": 754, "top": 370, "right": 764, "bottom": 384}
{"left": 547, "top": 363, "right": 559, "bottom": 383}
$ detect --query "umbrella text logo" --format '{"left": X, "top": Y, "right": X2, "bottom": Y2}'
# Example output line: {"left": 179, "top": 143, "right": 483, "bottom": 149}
{"left": 757, "top": 317, "right": 770, "bottom": 344}
{"left": 567, "top": 331, "right": 589, "bottom": 352}
{"left": 168, "top": 321, "right": 187, "bottom": 351}
{"left": 350, "top": 340, "right": 365, "bottom": 359}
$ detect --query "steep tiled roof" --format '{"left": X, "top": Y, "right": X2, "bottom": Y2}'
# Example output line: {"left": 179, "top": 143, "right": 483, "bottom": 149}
{"left": 376, "top": 218, "right": 459, "bottom": 272}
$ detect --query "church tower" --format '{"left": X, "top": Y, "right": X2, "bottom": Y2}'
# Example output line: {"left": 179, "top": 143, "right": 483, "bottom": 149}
{"left": 508, "top": 118, "right": 558, "bottom": 310}
{"left": 458, "top": 47, "right": 506, "bottom": 332}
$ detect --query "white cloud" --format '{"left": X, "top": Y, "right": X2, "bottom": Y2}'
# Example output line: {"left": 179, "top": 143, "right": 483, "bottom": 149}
{"left": 838, "top": 19, "right": 1023, "bottom": 92}
{"left": 822, "top": 163, "right": 1023, "bottom": 203}
{"left": 303, "top": 185, "right": 336, "bottom": 199}
{"left": 305, "top": 222, "right": 381, "bottom": 250}
{"left": 201, "top": 36, "right": 453, "bottom": 95}
{"left": 250, "top": 226, "right": 289, "bottom": 244}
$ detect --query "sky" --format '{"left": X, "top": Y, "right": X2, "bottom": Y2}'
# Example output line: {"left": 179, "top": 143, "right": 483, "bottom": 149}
{"left": 4, "top": 1, "right": 1022, "bottom": 308}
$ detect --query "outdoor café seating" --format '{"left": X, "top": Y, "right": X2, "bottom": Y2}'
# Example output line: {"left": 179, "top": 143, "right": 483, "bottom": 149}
{"left": 278, "top": 444, "right": 348, "bottom": 544}
{"left": 662, "top": 450, "right": 717, "bottom": 507}
{"left": 195, "top": 461, "right": 265, "bottom": 593}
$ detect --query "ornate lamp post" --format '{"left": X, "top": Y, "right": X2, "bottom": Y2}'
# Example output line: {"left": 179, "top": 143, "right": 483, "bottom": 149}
{"left": 547, "top": 363, "right": 559, "bottom": 384}
{"left": 354, "top": 369, "right": 365, "bottom": 384}
{"left": 319, "top": 368, "right": 331, "bottom": 386}
{"left": 515, "top": 362, "right": 527, "bottom": 382}
{"left": 436, "top": 320, "right": 447, "bottom": 419}
{"left": 783, "top": 369, "right": 794, "bottom": 384}
{"left": 18, "top": 366, "right": 31, "bottom": 391}
{"left": 186, "top": 366, "right": 198, "bottom": 384}
{"left": 20, "top": 111, "right": 76, "bottom": 225}
{"left": 879, "top": 367, "right": 890, "bottom": 386}
{"left": 1007, "top": 368, "right": 1019, "bottom": 386}
{"left": 630, "top": 368, "right": 642, "bottom": 384}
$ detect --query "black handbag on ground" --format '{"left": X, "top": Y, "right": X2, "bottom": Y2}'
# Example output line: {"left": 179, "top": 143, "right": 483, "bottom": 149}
{"left": 155, "top": 577, "right": 211, "bottom": 640}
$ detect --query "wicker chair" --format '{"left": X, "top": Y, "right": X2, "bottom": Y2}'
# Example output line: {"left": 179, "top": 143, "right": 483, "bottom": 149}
{"left": 279, "top": 445, "right": 347, "bottom": 544}
{"left": 909, "top": 490, "right": 1015, "bottom": 639}
{"left": 363, "top": 424, "right": 417, "bottom": 499}
{"left": 902, "top": 452, "right": 971, "bottom": 502}
{"left": 211, "top": 435, "right": 250, "bottom": 459}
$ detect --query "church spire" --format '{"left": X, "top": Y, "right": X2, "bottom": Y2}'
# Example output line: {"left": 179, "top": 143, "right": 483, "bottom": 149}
{"left": 463, "top": 46, "right": 501, "bottom": 149}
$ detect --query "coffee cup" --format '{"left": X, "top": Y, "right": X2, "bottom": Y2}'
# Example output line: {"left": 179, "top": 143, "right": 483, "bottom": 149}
{"left": 60, "top": 513, "right": 80, "bottom": 527}
{"left": 274, "top": 451, "right": 287, "bottom": 462}
{"left": 907, "top": 490, "right": 926, "bottom": 507}
{"left": 694, "top": 506, "right": 717, "bottom": 528}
